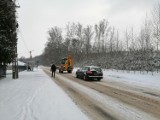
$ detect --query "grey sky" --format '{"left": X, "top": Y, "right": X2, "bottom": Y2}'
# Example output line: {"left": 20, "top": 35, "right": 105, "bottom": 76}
{"left": 17, "top": 0, "right": 158, "bottom": 58}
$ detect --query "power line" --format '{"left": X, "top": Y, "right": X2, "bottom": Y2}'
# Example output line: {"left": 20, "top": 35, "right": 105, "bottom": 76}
{"left": 18, "top": 27, "right": 30, "bottom": 53}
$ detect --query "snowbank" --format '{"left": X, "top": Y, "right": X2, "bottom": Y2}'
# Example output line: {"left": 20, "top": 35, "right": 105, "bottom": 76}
{"left": 103, "top": 69, "right": 160, "bottom": 91}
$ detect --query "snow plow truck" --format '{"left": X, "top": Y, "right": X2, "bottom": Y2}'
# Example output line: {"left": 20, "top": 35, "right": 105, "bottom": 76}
{"left": 59, "top": 55, "right": 73, "bottom": 73}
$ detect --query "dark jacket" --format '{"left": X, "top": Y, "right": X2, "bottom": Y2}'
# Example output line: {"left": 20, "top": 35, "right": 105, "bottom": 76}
{"left": 51, "top": 64, "right": 56, "bottom": 72}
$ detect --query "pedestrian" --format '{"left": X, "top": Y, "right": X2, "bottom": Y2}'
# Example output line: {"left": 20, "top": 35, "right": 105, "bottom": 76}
{"left": 51, "top": 64, "right": 56, "bottom": 78}
{"left": 28, "top": 65, "right": 31, "bottom": 71}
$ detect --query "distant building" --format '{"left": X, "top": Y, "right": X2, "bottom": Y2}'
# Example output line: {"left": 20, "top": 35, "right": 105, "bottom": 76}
{"left": 7, "top": 61, "right": 27, "bottom": 72}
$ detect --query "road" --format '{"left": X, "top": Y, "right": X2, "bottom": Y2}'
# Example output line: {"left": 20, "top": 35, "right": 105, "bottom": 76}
{"left": 43, "top": 67, "right": 160, "bottom": 120}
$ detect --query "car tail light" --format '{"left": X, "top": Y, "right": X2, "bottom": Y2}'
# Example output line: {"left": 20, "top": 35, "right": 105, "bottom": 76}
{"left": 86, "top": 71, "right": 92, "bottom": 74}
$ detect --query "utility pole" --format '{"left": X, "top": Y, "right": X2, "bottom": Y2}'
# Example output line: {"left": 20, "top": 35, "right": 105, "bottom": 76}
{"left": 12, "top": 0, "right": 20, "bottom": 79}
{"left": 29, "top": 50, "right": 33, "bottom": 59}
{"left": 28, "top": 50, "right": 34, "bottom": 71}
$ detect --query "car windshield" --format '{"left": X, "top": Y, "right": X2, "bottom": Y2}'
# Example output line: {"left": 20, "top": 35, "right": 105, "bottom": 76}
{"left": 90, "top": 67, "right": 102, "bottom": 72}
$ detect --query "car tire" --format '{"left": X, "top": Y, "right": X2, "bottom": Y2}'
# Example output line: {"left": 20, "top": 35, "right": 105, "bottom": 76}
{"left": 76, "top": 74, "right": 78, "bottom": 78}
{"left": 83, "top": 75, "right": 87, "bottom": 81}
{"left": 97, "top": 78, "right": 101, "bottom": 81}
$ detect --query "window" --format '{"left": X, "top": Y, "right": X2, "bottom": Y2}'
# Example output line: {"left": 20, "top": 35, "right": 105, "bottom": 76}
{"left": 91, "top": 67, "right": 102, "bottom": 72}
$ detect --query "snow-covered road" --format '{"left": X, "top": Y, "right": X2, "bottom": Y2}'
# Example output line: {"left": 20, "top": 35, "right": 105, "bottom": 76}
{"left": 56, "top": 73, "right": 159, "bottom": 120}
{"left": 43, "top": 67, "right": 160, "bottom": 120}
{"left": 0, "top": 69, "right": 89, "bottom": 120}
{"left": 1, "top": 67, "right": 160, "bottom": 120}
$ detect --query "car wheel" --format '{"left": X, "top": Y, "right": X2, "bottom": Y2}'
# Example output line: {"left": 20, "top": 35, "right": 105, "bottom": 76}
{"left": 83, "top": 75, "right": 87, "bottom": 81}
{"left": 76, "top": 74, "right": 78, "bottom": 78}
{"left": 97, "top": 78, "right": 101, "bottom": 81}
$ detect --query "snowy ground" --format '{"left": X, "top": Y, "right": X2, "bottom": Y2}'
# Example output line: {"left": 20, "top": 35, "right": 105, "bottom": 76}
{"left": 0, "top": 68, "right": 89, "bottom": 120}
{"left": 102, "top": 69, "right": 160, "bottom": 91}
{"left": 57, "top": 74, "right": 158, "bottom": 120}
{"left": 1, "top": 67, "right": 160, "bottom": 120}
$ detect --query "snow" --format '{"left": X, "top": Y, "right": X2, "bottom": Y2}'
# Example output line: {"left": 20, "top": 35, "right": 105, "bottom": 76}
{"left": 1, "top": 67, "right": 160, "bottom": 120}
{"left": 102, "top": 69, "right": 160, "bottom": 92}
{"left": 57, "top": 73, "right": 159, "bottom": 120}
{"left": 18, "top": 61, "right": 26, "bottom": 66}
{"left": 9, "top": 61, "right": 26, "bottom": 66}
{"left": 71, "top": 68, "right": 160, "bottom": 119}
{"left": 0, "top": 68, "right": 89, "bottom": 120}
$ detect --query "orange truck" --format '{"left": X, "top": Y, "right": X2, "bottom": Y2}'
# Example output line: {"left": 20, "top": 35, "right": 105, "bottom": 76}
{"left": 59, "top": 55, "right": 73, "bottom": 73}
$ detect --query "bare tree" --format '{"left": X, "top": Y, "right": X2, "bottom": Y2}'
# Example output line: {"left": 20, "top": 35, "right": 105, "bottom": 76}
{"left": 116, "top": 30, "right": 119, "bottom": 51}
{"left": 76, "top": 23, "right": 84, "bottom": 53}
{"left": 94, "top": 19, "right": 110, "bottom": 53}
{"left": 137, "top": 16, "right": 153, "bottom": 72}
{"left": 109, "top": 27, "right": 115, "bottom": 53}
{"left": 48, "top": 27, "right": 63, "bottom": 48}
{"left": 65, "top": 22, "right": 77, "bottom": 53}
{"left": 143, "top": 16, "right": 152, "bottom": 51}
{"left": 138, "top": 18, "right": 153, "bottom": 51}
{"left": 125, "top": 29, "right": 130, "bottom": 51}
{"left": 83, "top": 25, "right": 94, "bottom": 56}
{"left": 152, "top": 3, "right": 160, "bottom": 51}
{"left": 44, "top": 27, "right": 63, "bottom": 64}
{"left": 138, "top": 29, "right": 145, "bottom": 51}
{"left": 130, "top": 27, "right": 135, "bottom": 51}
{"left": 94, "top": 24, "right": 101, "bottom": 53}
{"left": 66, "top": 22, "right": 77, "bottom": 39}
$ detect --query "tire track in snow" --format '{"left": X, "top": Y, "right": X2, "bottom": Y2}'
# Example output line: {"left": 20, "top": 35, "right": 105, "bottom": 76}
{"left": 17, "top": 83, "right": 45, "bottom": 120}
{"left": 43, "top": 69, "right": 117, "bottom": 120}
{"left": 57, "top": 74, "right": 159, "bottom": 120}
{"left": 67, "top": 72, "right": 160, "bottom": 118}
{"left": 43, "top": 68, "right": 159, "bottom": 120}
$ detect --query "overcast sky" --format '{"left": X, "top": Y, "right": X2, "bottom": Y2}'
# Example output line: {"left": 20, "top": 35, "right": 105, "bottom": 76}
{"left": 17, "top": 0, "right": 158, "bottom": 58}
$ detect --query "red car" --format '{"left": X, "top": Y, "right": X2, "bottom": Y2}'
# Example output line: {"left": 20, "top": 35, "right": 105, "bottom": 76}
{"left": 76, "top": 66, "right": 103, "bottom": 81}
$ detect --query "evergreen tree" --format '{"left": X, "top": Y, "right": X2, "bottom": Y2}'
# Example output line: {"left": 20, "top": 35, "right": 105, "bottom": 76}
{"left": 0, "top": 0, "right": 18, "bottom": 64}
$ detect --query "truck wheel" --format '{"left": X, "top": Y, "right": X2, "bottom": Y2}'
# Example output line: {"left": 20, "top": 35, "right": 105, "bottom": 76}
{"left": 59, "top": 69, "right": 63, "bottom": 73}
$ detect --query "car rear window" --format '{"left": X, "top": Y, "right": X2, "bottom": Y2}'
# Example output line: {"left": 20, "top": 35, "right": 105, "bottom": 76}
{"left": 90, "top": 67, "right": 102, "bottom": 72}
{"left": 82, "top": 67, "right": 90, "bottom": 71}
